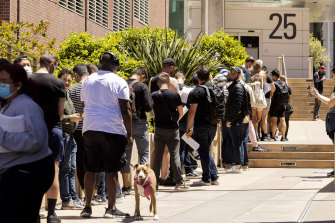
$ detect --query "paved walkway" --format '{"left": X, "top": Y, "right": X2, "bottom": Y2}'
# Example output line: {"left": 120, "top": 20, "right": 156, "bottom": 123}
{"left": 41, "top": 168, "right": 335, "bottom": 223}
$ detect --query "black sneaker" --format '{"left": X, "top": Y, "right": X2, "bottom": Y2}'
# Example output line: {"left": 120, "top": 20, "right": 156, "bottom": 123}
{"left": 80, "top": 206, "right": 92, "bottom": 218}
{"left": 122, "top": 186, "right": 131, "bottom": 195}
{"left": 280, "top": 137, "right": 288, "bottom": 141}
{"left": 161, "top": 176, "right": 176, "bottom": 186}
{"left": 327, "top": 170, "right": 334, "bottom": 178}
{"left": 47, "top": 213, "right": 61, "bottom": 223}
{"left": 104, "top": 208, "right": 114, "bottom": 218}
{"left": 111, "top": 208, "right": 130, "bottom": 217}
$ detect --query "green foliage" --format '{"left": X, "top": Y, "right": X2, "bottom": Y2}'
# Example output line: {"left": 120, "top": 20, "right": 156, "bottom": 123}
{"left": 57, "top": 32, "right": 142, "bottom": 79}
{"left": 309, "top": 33, "right": 331, "bottom": 69}
{"left": 118, "top": 27, "right": 220, "bottom": 83}
{"left": 199, "top": 29, "right": 248, "bottom": 70}
{"left": 57, "top": 27, "right": 247, "bottom": 83}
{"left": 0, "top": 21, "right": 56, "bottom": 59}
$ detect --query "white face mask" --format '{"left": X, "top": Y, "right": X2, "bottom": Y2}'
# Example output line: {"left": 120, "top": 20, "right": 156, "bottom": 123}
{"left": 23, "top": 66, "right": 32, "bottom": 75}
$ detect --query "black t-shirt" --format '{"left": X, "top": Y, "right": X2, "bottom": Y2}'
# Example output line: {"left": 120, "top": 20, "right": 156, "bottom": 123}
{"left": 150, "top": 75, "right": 159, "bottom": 93}
{"left": 187, "top": 81, "right": 212, "bottom": 126}
{"left": 126, "top": 78, "right": 153, "bottom": 120}
{"left": 152, "top": 89, "right": 182, "bottom": 129}
{"left": 240, "top": 66, "right": 252, "bottom": 83}
{"left": 265, "top": 74, "right": 274, "bottom": 98}
{"left": 29, "top": 73, "right": 66, "bottom": 130}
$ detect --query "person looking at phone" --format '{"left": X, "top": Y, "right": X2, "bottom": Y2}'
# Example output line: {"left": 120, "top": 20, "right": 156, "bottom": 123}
{"left": 313, "top": 65, "right": 326, "bottom": 120}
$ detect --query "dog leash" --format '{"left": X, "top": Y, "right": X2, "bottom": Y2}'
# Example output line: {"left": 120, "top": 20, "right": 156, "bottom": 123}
{"left": 123, "top": 158, "right": 136, "bottom": 169}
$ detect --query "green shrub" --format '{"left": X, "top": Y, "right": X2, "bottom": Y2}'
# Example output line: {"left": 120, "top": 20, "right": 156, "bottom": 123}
{"left": 309, "top": 33, "right": 331, "bottom": 69}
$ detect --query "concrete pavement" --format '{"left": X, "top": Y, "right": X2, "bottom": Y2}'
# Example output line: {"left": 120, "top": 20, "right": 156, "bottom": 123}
{"left": 41, "top": 168, "right": 335, "bottom": 223}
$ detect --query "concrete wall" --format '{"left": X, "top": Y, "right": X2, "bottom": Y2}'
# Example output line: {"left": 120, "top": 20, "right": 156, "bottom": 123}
{"left": 224, "top": 7, "right": 310, "bottom": 78}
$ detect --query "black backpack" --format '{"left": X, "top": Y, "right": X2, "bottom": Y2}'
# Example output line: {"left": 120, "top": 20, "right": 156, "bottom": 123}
{"left": 129, "top": 80, "right": 139, "bottom": 119}
{"left": 199, "top": 84, "right": 226, "bottom": 125}
{"left": 274, "top": 80, "right": 289, "bottom": 105}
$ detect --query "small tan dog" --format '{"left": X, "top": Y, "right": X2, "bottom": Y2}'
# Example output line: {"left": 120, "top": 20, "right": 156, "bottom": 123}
{"left": 134, "top": 163, "right": 158, "bottom": 220}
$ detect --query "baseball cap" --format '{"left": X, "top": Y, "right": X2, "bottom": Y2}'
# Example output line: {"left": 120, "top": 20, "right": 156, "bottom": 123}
{"left": 230, "top": 66, "right": 242, "bottom": 74}
{"left": 163, "top": 58, "right": 177, "bottom": 67}
{"left": 319, "top": 65, "right": 326, "bottom": 70}
{"left": 214, "top": 73, "right": 227, "bottom": 83}
{"left": 219, "top": 69, "right": 229, "bottom": 75}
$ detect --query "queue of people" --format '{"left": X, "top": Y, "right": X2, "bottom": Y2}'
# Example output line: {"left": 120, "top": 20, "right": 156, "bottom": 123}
{"left": 0, "top": 53, "right": 296, "bottom": 223}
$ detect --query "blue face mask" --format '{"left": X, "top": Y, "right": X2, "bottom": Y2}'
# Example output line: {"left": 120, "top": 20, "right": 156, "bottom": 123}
{"left": 0, "top": 84, "right": 19, "bottom": 99}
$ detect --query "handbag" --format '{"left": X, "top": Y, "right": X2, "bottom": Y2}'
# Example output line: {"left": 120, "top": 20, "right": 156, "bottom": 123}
{"left": 253, "top": 75, "right": 267, "bottom": 109}
{"left": 325, "top": 112, "right": 335, "bottom": 136}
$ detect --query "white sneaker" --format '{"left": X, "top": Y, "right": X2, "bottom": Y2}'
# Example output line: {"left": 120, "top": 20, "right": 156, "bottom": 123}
{"left": 191, "top": 180, "right": 211, "bottom": 187}
{"left": 194, "top": 168, "right": 203, "bottom": 174}
{"left": 224, "top": 166, "right": 233, "bottom": 173}
{"left": 211, "top": 180, "right": 219, "bottom": 185}
{"left": 232, "top": 166, "right": 243, "bottom": 174}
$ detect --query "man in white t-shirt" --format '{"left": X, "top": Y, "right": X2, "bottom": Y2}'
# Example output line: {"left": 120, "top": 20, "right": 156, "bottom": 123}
{"left": 80, "top": 52, "right": 132, "bottom": 219}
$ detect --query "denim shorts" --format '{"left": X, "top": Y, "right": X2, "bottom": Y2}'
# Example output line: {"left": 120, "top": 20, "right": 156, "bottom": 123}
{"left": 83, "top": 130, "right": 126, "bottom": 172}
{"left": 49, "top": 128, "right": 65, "bottom": 162}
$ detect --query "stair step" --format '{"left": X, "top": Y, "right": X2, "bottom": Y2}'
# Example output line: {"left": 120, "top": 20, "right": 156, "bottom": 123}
{"left": 249, "top": 159, "right": 334, "bottom": 168}
{"left": 249, "top": 152, "right": 334, "bottom": 160}
{"left": 249, "top": 144, "right": 334, "bottom": 152}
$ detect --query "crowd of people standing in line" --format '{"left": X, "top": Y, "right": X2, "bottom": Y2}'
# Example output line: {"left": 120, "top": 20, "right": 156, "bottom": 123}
{"left": 0, "top": 53, "right": 295, "bottom": 223}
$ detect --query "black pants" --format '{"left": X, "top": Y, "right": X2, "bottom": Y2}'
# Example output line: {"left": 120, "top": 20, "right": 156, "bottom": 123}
{"left": 0, "top": 155, "right": 54, "bottom": 223}
{"left": 74, "top": 130, "right": 85, "bottom": 190}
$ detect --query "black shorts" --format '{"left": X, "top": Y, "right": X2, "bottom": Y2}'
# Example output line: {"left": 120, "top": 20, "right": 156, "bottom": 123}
{"left": 83, "top": 130, "right": 126, "bottom": 173}
{"left": 269, "top": 105, "right": 286, "bottom": 118}
{"left": 49, "top": 128, "right": 64, "bottom": 162}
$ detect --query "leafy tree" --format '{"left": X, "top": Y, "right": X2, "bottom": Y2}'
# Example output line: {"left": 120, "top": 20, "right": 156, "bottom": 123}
{"left": 309, "top": 33, "right": 331, "bottom": 69}
{"left": 199, "top": 29, "right": 248, "bottom": 69}
{"left": 0, "top": 20, "right": 56, "bottom": 60}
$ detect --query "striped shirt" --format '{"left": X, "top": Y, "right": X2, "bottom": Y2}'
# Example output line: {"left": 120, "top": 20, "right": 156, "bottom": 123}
{"left": 68, "top": 83, "right": 83, "bottom": 131}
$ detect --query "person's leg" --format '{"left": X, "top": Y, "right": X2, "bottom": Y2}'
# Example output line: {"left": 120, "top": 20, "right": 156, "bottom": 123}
{"left": 69, "top": 136, "right": 80, "bottom": 201}
{"left": 160, "top": 146, "right": 170, "bottom": 179}
{"left": 248, "top": 122, "right": 258, "bottom": 147}
{"left": 261, "top": 110, "right": 270, "bottom": 139}
{"left": 230, "top": 121, "right": 242, "bottom": 167}
{"left": 240, "top": 123, "right": 249, "bottom": 166}
{"left": 314, "top": 98, "right": 321, "bottom": 119}
{"left": 59, "top": 134, "right": 72, "bottom": 203}
{"left": 105, "top": 172, "right": 118, "bottom": 209}
{"left": 74, "top": 130, "right": 85, "bottom": 191}
{"left": 166, "top": 128, "right": 184, "bottom": 184}
{"left": 152, "top": 128, "right": 167, "bottom": 183}
{"left": 121, "top": 146, "right": 132, "bottom": 190}
{"left": 208, "top": 125, "right": 219, "bottom": 181}
{"left": 270, "top": 116, "right": 278, "bottom": 138}
{"left": 193, "top": 126, "right": 211, "bottom": 183}
{"left": 84, "top": 171, "right": 96, "bottom": 207}
{"left": 252, "top": 108, "right": 258, "bottom": 136}
{"left": 279, "top": 117, "right": 287, "bottom": 139}
{"left": 285, "top": 111, "right": 291, "bottom": 138}
{"left": 134, "top": 120, "right": 150, "bottom": 165}
{"left": 179, "top": 122, "right": 187, "bottom": 172}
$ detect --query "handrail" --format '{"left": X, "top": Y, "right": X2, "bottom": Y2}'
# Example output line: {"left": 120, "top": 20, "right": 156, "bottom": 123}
{"left": 0, "top": 39, "right": 38, "bottom": 72}
{"left": 282, "top": 54, "right": 288, "bottom": 84}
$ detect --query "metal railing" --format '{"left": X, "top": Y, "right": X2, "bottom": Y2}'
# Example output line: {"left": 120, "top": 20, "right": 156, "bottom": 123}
{"left": 0, "top": 39, "right": 38, "bottom": 71}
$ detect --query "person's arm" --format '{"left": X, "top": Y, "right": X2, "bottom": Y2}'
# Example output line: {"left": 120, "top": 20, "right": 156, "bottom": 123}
{"left": 313, "top": 73, "right": 324, "bottom": 84}
{"left": 143, "top": 85, "right": 153, "bottom": 112}
{"left": 119, "top": 99, "right": 133, "bottom": 146}
{"left": 58, "top": 97, "right": 65, "bottom": 117}
{"left": 177, "top": 105, "right": 183, "bottom": 119}
{"left": 0, "top": 104, "right": 48, "bottom": 153}
{"left": 310, "top": 87, "right": 335, "bottom": 108}
{"left": 169, "top": 78, "right": 181, "bottom": 95}
{"left": 186, "top": 103, "right": 198, "bottom": 137}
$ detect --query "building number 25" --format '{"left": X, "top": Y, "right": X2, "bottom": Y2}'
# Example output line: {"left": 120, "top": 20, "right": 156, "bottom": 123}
{"left": 269, "top": 13, "right": 297, "bottom": 40}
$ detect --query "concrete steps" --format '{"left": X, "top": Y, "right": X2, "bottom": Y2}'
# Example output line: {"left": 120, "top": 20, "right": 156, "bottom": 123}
{"left": 288, "top": 78, "right": 333, "bottom": 121}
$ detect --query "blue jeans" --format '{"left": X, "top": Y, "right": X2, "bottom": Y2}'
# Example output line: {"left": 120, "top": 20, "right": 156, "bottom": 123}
{"left": 179, "top": 122, "right": 198, "bottom": 174}
{"left": 121, "top": 119, "right": 150, "bottom": 173}
{"left": 59, "top": 134, "right": 80, "bottom": 202}
{"left": 240, "top": 122, "right": 249, "bottom": 166}
{"left": 193, "top": 124, "right": 218, "bottom": 183}
{"left": 226, "top": 119, "right": 245, "bottom": 165}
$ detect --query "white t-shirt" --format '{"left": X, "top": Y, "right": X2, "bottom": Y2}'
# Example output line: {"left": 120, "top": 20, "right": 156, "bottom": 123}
{"left": 81, "top": 71, "right": 129, "bottom": 136}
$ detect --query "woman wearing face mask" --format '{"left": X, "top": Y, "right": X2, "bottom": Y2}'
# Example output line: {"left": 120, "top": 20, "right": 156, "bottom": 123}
{"left": 0, "top": 64, "right": 54, "bottom": 223}
{"left": 13, "top": 55, "right": 33, "bottom": 75}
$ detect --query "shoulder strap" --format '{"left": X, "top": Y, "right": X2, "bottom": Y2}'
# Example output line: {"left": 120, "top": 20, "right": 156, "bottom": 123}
{"left": 129, "top": 79, "right": 139, "bottom": 88}
{"left": 199, "top": 85, "right": 212, "bottom": 103}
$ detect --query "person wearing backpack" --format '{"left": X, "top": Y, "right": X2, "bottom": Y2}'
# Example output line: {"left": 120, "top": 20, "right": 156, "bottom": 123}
{"left": 121, "top": 67, "right": 153, "bottom": 195}
{"left": 186, "top": 66, "right": 222, "bottom": 186}
{"left": 269, "top": 69, "right": 289, "bottom": 141}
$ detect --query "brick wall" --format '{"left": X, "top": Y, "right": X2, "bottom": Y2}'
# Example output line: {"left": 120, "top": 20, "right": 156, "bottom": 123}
{"left": 4, "top": 0, "right": 168, "bottom": 47}
{"left": 0, "top": 0, "right": 10, "bottom": 21}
